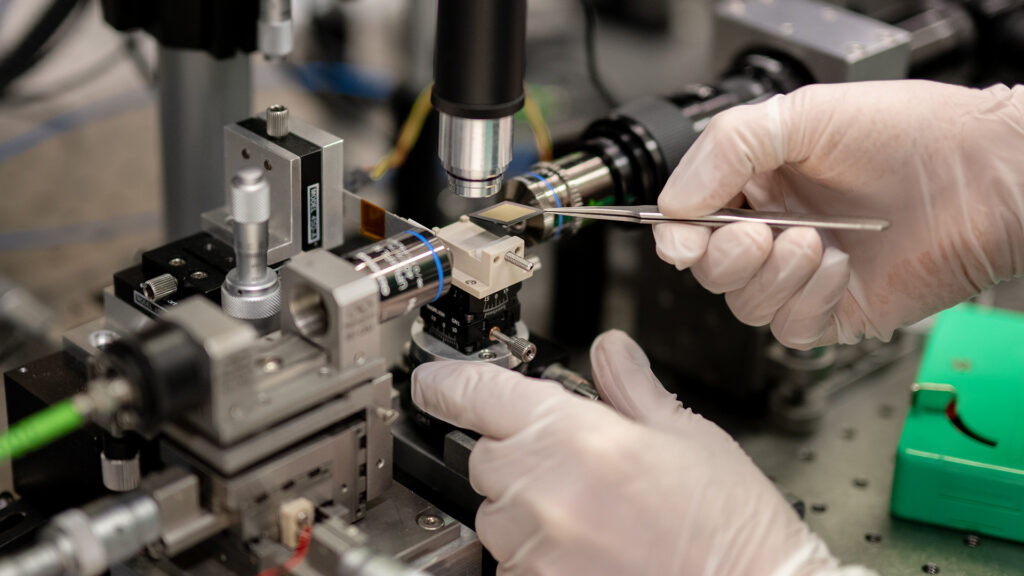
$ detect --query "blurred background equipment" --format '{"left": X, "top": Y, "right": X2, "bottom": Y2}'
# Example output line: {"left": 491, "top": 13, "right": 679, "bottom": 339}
{"left": 1, "top": 0, "right": 1024, "bottom": 575}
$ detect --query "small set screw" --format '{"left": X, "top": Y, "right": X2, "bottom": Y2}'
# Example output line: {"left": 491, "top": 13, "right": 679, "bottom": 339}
{"left": 416, "top": 513, "right": 444, "bottom": 531}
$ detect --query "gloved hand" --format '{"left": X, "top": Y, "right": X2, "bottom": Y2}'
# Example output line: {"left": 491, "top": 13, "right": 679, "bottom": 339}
{"left": 655, "top": 80, "right": 1024, "bottom": 349}
{"left": 412, "top": 330, "right": 875, "bottom": 576}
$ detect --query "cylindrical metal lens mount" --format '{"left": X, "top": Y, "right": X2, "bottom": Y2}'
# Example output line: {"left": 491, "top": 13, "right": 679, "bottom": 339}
{"left": 501, "top": 54, "right": 803, "bottom": 245}
{"left": 503, "top": 152, "right": 616, "bottom": 245}
{"left": 438, "top": 113, "right": 513, "bottom": 198}
{"left": 343, "top": 230, "right": 452, "bottom": 322}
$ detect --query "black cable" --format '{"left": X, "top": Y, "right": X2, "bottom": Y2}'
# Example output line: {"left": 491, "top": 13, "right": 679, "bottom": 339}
{"left": 580, "top": 0, "right": 618, "bottom": 108}
{"left": 1, "top": 41, "right": 127, "bottom": 105}
{"left": 0, "top": 0, "right": 87, "bottom": 95}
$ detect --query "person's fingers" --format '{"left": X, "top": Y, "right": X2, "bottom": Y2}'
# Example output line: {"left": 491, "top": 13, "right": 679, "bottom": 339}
{"left": 770, "top": 247, "right": 850, "bottom": 349}
{"left": 739, "top": 172, "right": 783, "bottom": 211}
{"left": 475, "top": 495, "right": 541, "bottom": 564}
{"left": 590, "top": 330, "right": 678, "bottom": 425}
{"left": 467, "top": 435, "right": 549, "bottom": 500}
{"left": 589, "top": 330, "right": 734, "bottom": 447}
{"left": 690, "top": 222, "right": 773, "bottom": 294}
{"left": 725, "top": 227, "right": 823, "bottom": 326}
{"left": 412, "top": 361, "right": 570, "bottom": 440}
{"left": 653, "top": 223, "right": 710, "bottom": 270}
{"left": 659, "top": 95, "right": 788, "bottom": 218}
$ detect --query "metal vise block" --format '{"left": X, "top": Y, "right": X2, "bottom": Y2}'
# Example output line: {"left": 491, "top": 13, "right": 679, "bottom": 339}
{"left": 280, "top": 249, "right": 382, "bottom": 371}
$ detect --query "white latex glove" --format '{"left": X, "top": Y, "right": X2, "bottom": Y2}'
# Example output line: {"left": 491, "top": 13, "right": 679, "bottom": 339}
{"left": 655, "top": 80, "right": 1024, "bottom": 349}
{"left": 412, "top": 330, "right": 875, "bottom": 576}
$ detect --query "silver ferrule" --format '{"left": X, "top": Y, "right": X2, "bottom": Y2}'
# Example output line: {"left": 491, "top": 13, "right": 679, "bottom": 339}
{"left": 438, "top": 112, "right": 513, "bottom": 198}
{"left": 233, "top": 221, "right": 269, "bottom": 285}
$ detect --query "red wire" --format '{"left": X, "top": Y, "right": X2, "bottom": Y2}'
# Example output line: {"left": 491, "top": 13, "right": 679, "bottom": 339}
{"left": 257, "top": 525, "right": 314, "bottom": 576}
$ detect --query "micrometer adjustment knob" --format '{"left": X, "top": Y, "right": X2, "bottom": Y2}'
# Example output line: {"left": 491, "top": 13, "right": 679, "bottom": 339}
{"left": 222, "top": 167, "right": 280, "bottom": 325}
{"left": 230, "top": 167, "right": 270, "bottom": 224}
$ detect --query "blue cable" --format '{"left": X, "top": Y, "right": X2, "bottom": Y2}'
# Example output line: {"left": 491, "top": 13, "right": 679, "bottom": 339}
{"left": 404, "top": 230, "right": 444, "bottom": 302}
{"left": 524, "top": 171, "right": 562, "bottom": 238}
{"left": 292, "top": 62, "right": 394, "bottom": 101}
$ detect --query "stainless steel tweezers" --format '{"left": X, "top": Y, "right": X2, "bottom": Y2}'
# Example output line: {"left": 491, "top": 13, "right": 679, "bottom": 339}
{"left": 543, "top": 205, "right": 890, "bottom": 232}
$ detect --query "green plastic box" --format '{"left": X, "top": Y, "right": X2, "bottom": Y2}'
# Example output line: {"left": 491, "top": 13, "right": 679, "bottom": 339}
{"left": 891, "top": 304, "right": 1024, "bottom": 541}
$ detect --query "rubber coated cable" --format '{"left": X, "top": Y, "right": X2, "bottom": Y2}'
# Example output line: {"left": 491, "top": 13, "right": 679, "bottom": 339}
{"left": 0, "top": 0, "right": 88, "bottom": 95}
{"left": 1, "top": 40, "right": 126, "bottom": 106}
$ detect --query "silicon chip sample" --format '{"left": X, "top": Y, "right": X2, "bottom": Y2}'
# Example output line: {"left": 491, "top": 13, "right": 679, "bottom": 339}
{"left": 360, "top": 199, "right": 387, "bottom": 240}
{"left": 469, "top": 201, "right": 542, "bottom": 234}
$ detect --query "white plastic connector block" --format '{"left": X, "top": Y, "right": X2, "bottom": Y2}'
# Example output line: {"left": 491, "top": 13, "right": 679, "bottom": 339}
{"left": 435, "top": 217, "right": 535, "bottom": 298}
{"left": 279, "top": 497, "right": 314, "bottom": 548}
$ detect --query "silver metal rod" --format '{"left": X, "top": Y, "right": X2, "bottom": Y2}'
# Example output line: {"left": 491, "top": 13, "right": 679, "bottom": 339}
{"left": 233, "top": 221, "right": 268, "bottom": 285}
{"left": 504, "top": 251, "right": 535, "bottom": 272}
{"left": 541, "top": 363, "right": 600, "bottom": 401}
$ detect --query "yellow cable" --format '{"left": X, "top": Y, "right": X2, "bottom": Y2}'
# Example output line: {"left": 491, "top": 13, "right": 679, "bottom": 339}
{"left": 371, "top": 84, "right": 434, "bottom": 181}
{"left": 523, "top": 85, "right": 553, "bottom": 162}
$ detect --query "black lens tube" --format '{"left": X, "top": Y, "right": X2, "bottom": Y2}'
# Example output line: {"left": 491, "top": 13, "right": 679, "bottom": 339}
{"left": 432, "top": 0, "right": 527, "bottom": 119}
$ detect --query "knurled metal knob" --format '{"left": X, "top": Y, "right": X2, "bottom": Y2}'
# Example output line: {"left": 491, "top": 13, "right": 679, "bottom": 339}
{"left": 266, "top": 104, "right": 290, "bottom": 138}
{"left": 489, "top": 327, "right": 537, "bottom": 364}
{"left": 142, "top": 274, "right": 178, "bottom": 302}
{"left": 220, "top": 286, "right": 282, "bottom": 320}
{"left": 230, "top": 167, "right": 270, "bottom": 224}
{"left": 222, "top": 167, "right": 280, "bottom": 323}
{"left": 101, "top": 451, "right": 141, "bottom": 492}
